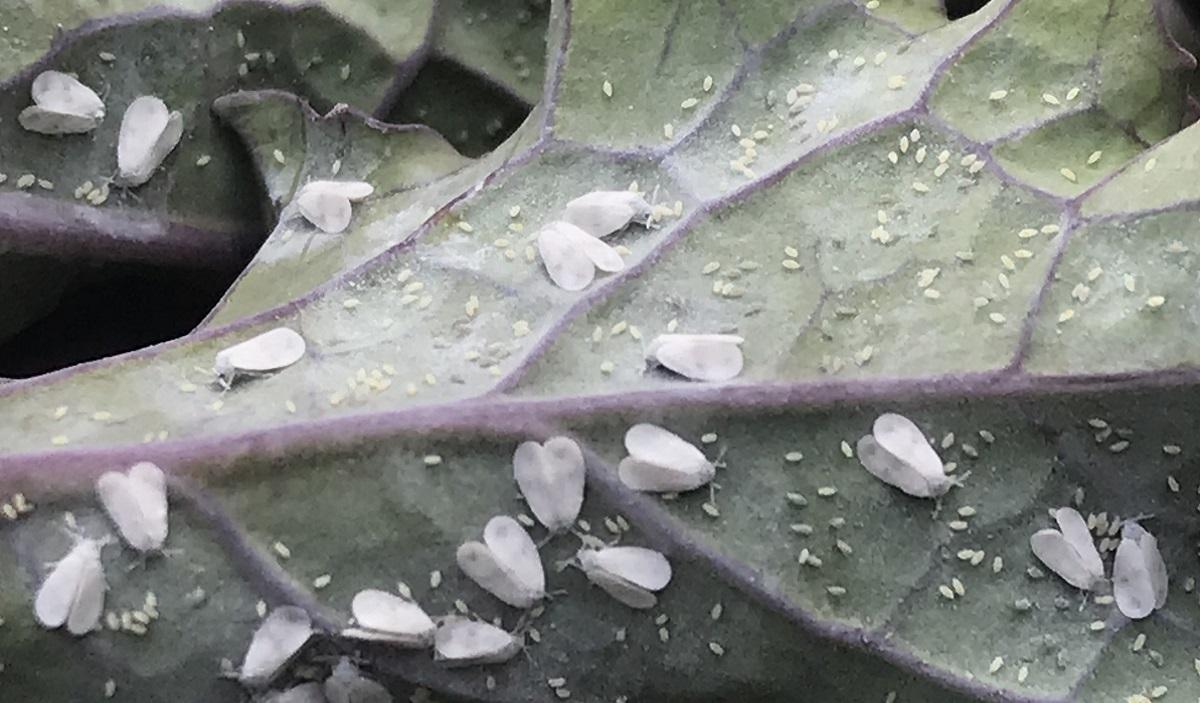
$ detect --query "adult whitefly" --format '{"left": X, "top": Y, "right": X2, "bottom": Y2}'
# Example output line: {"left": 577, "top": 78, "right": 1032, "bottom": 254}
{"left": 117, "top": 95, "right": 183, "bottom": 186}
{"left": 261, "top": 682, "right": 326, "bottom": 703}
{"left": 239, "top": 606, "right": 314, "bottom": 685}
{"left": 562, "top": 190, "right": 652, "bottom": 238}
{"left": 618, "top": 423, "right": 715, "bottom": 493}
{"left": 1113, "top": 522, "right": 1168, "bottom": 619}
{"left": 433, "top": 617, "right": 522, "bottom": 667}
{"left": 341, "top": 588, "right": 435, "bottom": 648}
{"left": 324, "top": 658, "right": 392, "bottom": 703}
{"left": 33, "top": 538, "right": 107, "bottom": 636}
{"left": 456, "top": 515, "right": 545, "bottom": 608}
{"left": 295, "top": 180, "right": 374, "bottom": 234}
{"left": 536, "top": 220, "right": 625, "bottom": 291}
{"left": 513, "top": 436, "right": 586, "bottom": 533}
{"left": 646, "top": 334, "right": 744, "bottom": 382}
{"left": 19, "top": 70, "right": 105, "bottom": 135}
{"left": 856, "top": 413, "right": 953, "bottom": 498}
{"left": 96, "top": 461, "right": 168, "bottom": 552}
{"left": 1029, "top": 507, "right": 1106, "bottom": 591}
{"left": 214, "top": 327, "right": 306, "bottom": 386}
{"left": 578, "top": 545, "right": 671, "bottom": 609}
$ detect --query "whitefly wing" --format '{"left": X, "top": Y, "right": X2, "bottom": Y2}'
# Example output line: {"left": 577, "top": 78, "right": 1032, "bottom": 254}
{"left": 872, "top": 413, "right": 945, "bottom": 483}
{"left": 624, "top": 424, "right": 708, "bottom": 473}
{"left": 1030, "top": 528, "right": 1101, "bottom": 591}
{"left": 240, "top": 606, "right": 314, "bottom": 684}
{"left": 648, "top": 334, "right": 744, "bottom": 382}
{"left": 483, "top": 515, "right": 545, "bottom": 595}
{"left": 64, "top": 542, "right": 106, "bottom": 636}
{"left": 537, "top": 222, "right": 596, "bottom": 291}
{"left": 349, "top": 589, "right": 434, "bottom": 645}
{"left": 1113, "top": 523, "right": 1167, "bottom": 619}
{"left": 35, "top": 540, "right": 106, "bottom": 635}
{"left": 590, "top": 546, "right": 672, "bottom": 591}
{"left": 856, "top": 434, "right": 945, "bottom": 498}
{"left": 562, "top": 190, "right": 651, "bottom": 238}
{"left": 263, "top": 682, "right": 326, "bottom": 703}
{"left": 560, "top": 221, "right": 625, "bottom": 272}
{"left": 434, "top": 618, "right": 520, "bottom": 666}
{"left": 96, "top": 461, "right": 168, "bottom": 552}
{"left": 297, "top": 188, "right": 353, "bottom": 234}
{"left": 512, "top": 436, "right": 585, "bottom": 532}
{"left": 118, "top": 96, "right": 172, "bottom": 185}
{"left": 1052, "top": 507, "right": 1103, "bottom": 580}
{"left": 31, "top": 71, "right": 104, "bottom": 117}
{"left": 217, "top": 327, "right": 306, "bottom": 375}
{"left": 304, "top": 180, "right": 374, "bottom": 202}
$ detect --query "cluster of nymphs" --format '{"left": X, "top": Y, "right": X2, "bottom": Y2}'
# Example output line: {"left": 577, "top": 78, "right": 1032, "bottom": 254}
{"left": 859, "top": 413, "right": 1167, "bottom": 620}
{"left": 240, "top": 426, "right": 701, "bottom": 697}
{"left": 19, "top": 71, "right": 183, "bottom": 187}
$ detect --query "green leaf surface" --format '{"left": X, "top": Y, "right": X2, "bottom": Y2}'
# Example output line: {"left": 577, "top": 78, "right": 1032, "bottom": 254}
{"left": 3, "top": 0, "right": 1200, "bottom": 701}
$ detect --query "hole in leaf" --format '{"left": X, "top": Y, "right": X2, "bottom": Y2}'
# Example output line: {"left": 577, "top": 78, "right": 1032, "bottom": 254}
{"left": 944, "top": 0, "right": 990, "bottom": 20}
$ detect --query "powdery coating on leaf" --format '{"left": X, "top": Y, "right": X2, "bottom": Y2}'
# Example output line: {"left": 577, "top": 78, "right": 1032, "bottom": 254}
{"left": 116, "top": 95, "right": 184, "bottom": 187}
{"left": 455, "top": 515, "right": 545, "bottom": 608}
{"left": 433, "top": 617, "right": 521, "bottom": 667}
{"left": 578, "top": 546, "right": 672, "bottom": 609}
{"left": 561, "top": 190, "right": 652, "bottom": 238}
{"left": 214, "top": 327, "right": 306, "bottom": 383}
{"left": 95, "top": 461, "right": 168, "bottom": 552}
{"left": 856, "top": 413, "right": 952, "bottom": 498}
{"left": 1029, "top": 507, "right": 1105, "bottom": 591}
{"left": 239, "top": 606, "right": 313, "bottom": 685}
{"left": 512, "top": 436, "right": 586, "bottom": 532}
{"left": 295, "top": 180, "right": 375, "bottom": 234}
{"left": 535, "top": 220, "right": 625, "bottom": 291}
{"left": 1113, "top": 522, "right": 1168, "bottom": 619}
{"left": 33, "top": 539, "right": 106, "bottom": 636}
{"left": 344, "top": 589, "right": 435, "bottom": 647}
{"left": 19, "top": 70, "right": 105, "bottom": 135}
{"left": 324, "top": 658, "right": 392, "bottom": 703}
{"left": 645, "top": 334, "right": 745, "bottom": 382}
{"left": 618, "top": 423, "right": 715, "bottom": 493}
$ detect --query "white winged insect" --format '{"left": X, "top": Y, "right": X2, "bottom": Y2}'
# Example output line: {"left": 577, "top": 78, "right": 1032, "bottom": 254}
{"left": 239, "top": 606, "right": 314, "bottom": 685}
{"left": 19, "top": 70, "right": 105, "bottom": 135}
{"left": 1029, "top": 507, "right": 1106, "bottom": 591}
{"left": 214, "top": 327, "right": 306, "bottom": 387}
{"left": 856, "top": 413, "right": 955, "bottom": 498}
{"left": 578, "top": 545, "right": 672, "bottom": 609}
{"left": 116, "top": 95, "right": 183, "bottom": 187}
{"left": 95, "top": 461, "right": 168, "bottom": 552}
{"left": 536, "top": 220, "right": 625, "bottom": 291}
{"left": 513, "top": 436, "right": 586, "bottom": 533}
{"left": 1112, "top": 521, "right": 1168, "bottom": 619}
{"left": 341, "top": 588, "right": 435, "bottom": 647}
{"left": 433, "top": 617, "right": 522, "bottom": 667}
{"left": 262, "top": 682, "right": 327, "bottom": 703}
{"left": 562, "top": 190, "right": 653, "bottom": 238}
{"left": 646, "top": 334, "right": 745, "bottom": 382}
{"left": 324, "top": 658, "right": 392, "bottom": 703}
{"left": 456, "top": 516, "right": 545, "bottom": 608}
{"left": 33, "top": 537, "right": 108, "bottom": 636}
{"left": 295, "top": 180, "right": 374, "bottom": 234}
{"left": 617, "top": 423, "right": 715, "bottom": 493}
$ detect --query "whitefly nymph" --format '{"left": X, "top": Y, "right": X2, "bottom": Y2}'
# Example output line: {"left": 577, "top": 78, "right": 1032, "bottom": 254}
{"left": 1029, "top": 507, "right": 1105, "bottom": 591}
{"left": 456, "top": 515, "right": 546, "bottom": 608}
{"left": 618, "top": 423, "right": 716, "bottom": 493}
{"left": 536, "top": 220, "right": 625, "bottom": 291}
{"left": 239, "top": 606, "right": 314, "bottom": 685}
{"left": 512, "top": 436, "right": 586, "bottom": 533}
{"left": 856, "top": 413, "right": 954, "bottom": 498}
{"left": 562, "top": 190, "right": 653, "bottom": 238}
{"left": 295, "top": 180, "right": 374, "bottom": 234}
{"left": 645, "top": 333, "right": 745, "bottom": 382}
{"left": 34, "top": 536, "right": 107, "bottom": 636}
{"left": 95, "top": 461, "right": 169, "bottom": 552}
{"left": 578, "top": 545, "right": 672, "bottom": 609}
{"left": 117, "top": 95, "right": 183, "bottom": 187}
{"left": 433, "top": 617, "right": 522, "bottom": 667}
{"left": 214, "top": 327, "right": 306, "bottom": 387}
{"left": 1112, "top": 521, "right": 1167, "bottom": 619}
{"left": 341, "top": 588, "right": 435, "bottom": 647}
{"left": 19, "top": 71, "right": 105, "bottom": 135}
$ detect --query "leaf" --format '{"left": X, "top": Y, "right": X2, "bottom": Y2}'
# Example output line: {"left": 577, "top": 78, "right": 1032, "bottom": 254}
{"left": 2, "top": 0, "right": 1200, "bottom": 701}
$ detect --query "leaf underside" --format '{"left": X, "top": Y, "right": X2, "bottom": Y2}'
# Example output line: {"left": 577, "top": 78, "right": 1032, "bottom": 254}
{"left": 2, "top": 1, "right": 1200, "bottom": 702}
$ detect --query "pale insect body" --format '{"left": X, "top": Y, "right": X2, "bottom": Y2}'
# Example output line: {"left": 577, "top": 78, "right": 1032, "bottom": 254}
{"left": 19, "top": 71, "right": 105, "bottom": 135}
{"left": 433, "top": 617, "right": 522, "bottom": 667}
{"left": 324, "top": 658, "right": 392, "bottom": 703}
{"left": 262, "top": 682, "right": 326, "bottom": 703}
{"left": 512, "top": 436, "right": 586, "bottom": 532}
{"left": 117, "top": 96, "right": 184, "bottom": 186}
{"left": 645, "top": 334, "right": 745, "bottom": 382}
{"left": 562, "top": 190, "right": 653, "bottom": 238}
{"left": 341, "top": 588, "right": 435, "bottom": 647}
{"left": 456, "top": 515, "right": 545, "bottom": 608}
{"left": 536, "top": 220, "right": 625, "bottom": 291}
{"left": 578, "top": 546, "right": 672, "bottom": 609}
{"left": 214, "top": 327, "right": 306, "bottom": 386}
{"left": 295, "top": 180, "right": 374, "bottom": 234}
{"left": 618, "top": 423, "right": 715, "bottom": 493}
{"left": 1112, "top": 522, "right": 1168, "bottom": 619}
{"left": 239, "top": 606, "right": 314, "bottom": 685}
{"left": 96, "top": 461, "right": 168, "bottom": 552}
{"left": 34, "top": 538, "right": 107, "bottom": 636}
{"left": 1029, "top": 507, "right": 1106, "bottom": 591}
{"left": 856, "top": 413, "right": 953, "bottom": 498}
